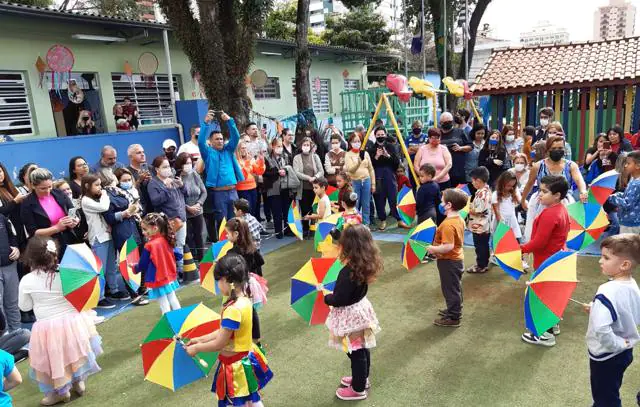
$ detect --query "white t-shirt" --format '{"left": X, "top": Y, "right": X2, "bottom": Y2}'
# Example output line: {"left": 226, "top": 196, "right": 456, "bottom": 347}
{"left": 492, "top": 190, "right": 522, "bottom": 239}
{"left": 177, "top": 141, "right": 201, "bottom": 161}
{"left": 318, "top": 194, "right": 332, "bottom": 220}
{"left": 19, "top": 270, "right": 78, "bottom": 321}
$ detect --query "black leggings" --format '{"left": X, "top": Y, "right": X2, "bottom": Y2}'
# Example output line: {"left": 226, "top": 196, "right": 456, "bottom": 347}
{"left": 347, "top": 348, "right": 371, "bottom": 392}
{"left": 300, "top": 189, "right": 315, "bottom": 233}
{"left": 186, "top": 214, "right": 205, "bottom": 261}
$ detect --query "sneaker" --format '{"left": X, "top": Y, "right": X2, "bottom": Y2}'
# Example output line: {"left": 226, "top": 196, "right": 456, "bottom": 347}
{"left": 378, "top": 221, "right": 387, "bottom": 231}
{"left": 131, "top": 295, "right": 150, "bottom": 306}
{"left": 489, "top": 255, "right": 499, "bottom": 265}
{"left": 433, "top": 317, "right": 461, "bottom": 327}
{"left": 397, "top": 221, "right": 411, "bottom": 229}
{"left": 97, "top": 298, "right": 116, "bottom": 309}
{"left": 521, "top": 332, "right": 556, "bottom": 347}
{"left": 138, "top": 287, "right": 149, "bottom": 296}
{"left": 340, "top": 376, "right": 371, "bottom": 389}
{"left": 107, "top": 291, "right": 131, "bottom": 301}
{"left": 13, "top": 349, "right": 28, "bottom": 364}
{"left": 259, "top": 230, "right": 270, "bottom": 236}
{"left": 72, "top": 380, "right": 86, "bottom": 396}
{"left": 522, "top": 260, "right": 530, "bottom": 270}
{"left": 265, "top": 221, "right": 274, "bottom": 229}
{"left": 93, "top": 316, "right": 106, "bottom": 325}
{"left": 552, "top": 324, "right": 560, "bottom": 336}
{"left": 336, "top": 386, "right": 367, "bottom": 401}
{"left": 41, "top": 391, "right": 71, "bottom": 406}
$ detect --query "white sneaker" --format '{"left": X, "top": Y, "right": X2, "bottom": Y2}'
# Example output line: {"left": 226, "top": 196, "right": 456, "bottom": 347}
{"left": 521, "top": 332, "right": 556, "bottom": 347}
{"left": 489, "top": 255, "right": 498, "bottom": 265}
{"left": 552, "top": 324, "right": 560, "bottom": 336}
{"left": 522, "top": 260, "right": 530, "bottom": 270}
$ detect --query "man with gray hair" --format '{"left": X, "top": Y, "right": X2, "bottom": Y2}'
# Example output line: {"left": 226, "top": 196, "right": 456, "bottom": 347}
{"left": 126, "top": 143, "right": 153, "bottom": 213}
{"left": 90, "top": 145, "right": 125, "bottom": 173}
{"left": 439, "top": 111, "right": 472, "bottom": 186}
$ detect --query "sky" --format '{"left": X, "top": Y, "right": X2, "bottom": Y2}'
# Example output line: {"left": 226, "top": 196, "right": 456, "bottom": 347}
{"left": 480, "top": 0, "right": 640, "bottom": 45}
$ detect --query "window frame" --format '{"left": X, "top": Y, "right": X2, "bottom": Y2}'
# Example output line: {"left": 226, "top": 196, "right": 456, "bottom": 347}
{"left": 253, "top": 77, "right": 281, "bottom": 100}
{"left": 111, "top": 73, "right": 180, "bottom": 127}
{"left": 0, "top": 71, "right": 34, "bottom": 137}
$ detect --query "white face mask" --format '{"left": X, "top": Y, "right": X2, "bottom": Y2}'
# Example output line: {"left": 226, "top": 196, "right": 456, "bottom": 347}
{"left": 351, "top": 142, "right": 361, "bottom": 150}
{"left": 120, "top": 181, "right": 133, "bottom": 190}
{"left": 506, "top": 135, "right": 515, "bottom": 143}
{"left": 540, "top": 118, "right": 549, "bottom": 127}
{"left": 274, "top": 147, "right": 283, "bottom": 155}
{"left": 331, "top": 143, "right": 340, "bottom": 151}
{"left": 159, "top": 168, "right": 173, "bottom": 178}
{"left": 514, "top": 163, "right": 525, "bottom": 172}
{"left": 182, "top": 164, "right": 193, "bottom": 174}
{"left": 302, "top": 145, "right": 311, "bottom": 154}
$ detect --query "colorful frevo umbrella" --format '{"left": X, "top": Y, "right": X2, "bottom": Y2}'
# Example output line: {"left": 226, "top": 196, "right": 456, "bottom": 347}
{"left": 59, "top": 243, "right": 105, "bottom": 312}
{"left": 566, "top": 202, "right": 610, "bottom": 251}
{"left": 199, "top": 240, "right": 233, "bottom": 295}
{"left": 141, "top": 303, "right": 220, "bottom": 391}
{"left": 291, "top": 257, "right": 343, "bottom": 325}
{"left": 401, "top": 218, "right": 436, "bottom": 271}
{"left": 118, "top": 237, "right": 141, "bottom": 292}
{"left": 524, "top": 250, "right": 578, "bottom": 337}
{"left": 492, "top": 222, "right": 524, "bottom": 280}
{"left": 438, "top": 184, "right": 471, "bottom": 219}
{"left": 397, "top": 185, "right": 416, "bottom": 226}
{"left": 218, "top": 217, "right": 228, "bottom": 241}
{"left": 587, "top": 169, "right": 618, "bottom": 205}
{"left": 288, "top": 200, "right": 304, "bottom": 240}
{"left": 314, "top": 212, "right": 342, "bottom": 251}
{"left": 312, "top": 185, "right": 339, "bottom": 213}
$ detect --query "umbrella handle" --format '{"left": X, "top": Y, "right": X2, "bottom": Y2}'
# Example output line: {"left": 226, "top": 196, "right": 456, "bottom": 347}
{"left": 569, "top": 298, "right": 588, "bottom": 307}
{"left": 176, "top": 337, "right": 209, "bottom": 368}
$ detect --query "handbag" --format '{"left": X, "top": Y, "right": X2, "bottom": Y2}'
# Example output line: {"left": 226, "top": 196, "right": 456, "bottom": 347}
{"left": 168, "top": 217, "right": 184, "bottom": 233}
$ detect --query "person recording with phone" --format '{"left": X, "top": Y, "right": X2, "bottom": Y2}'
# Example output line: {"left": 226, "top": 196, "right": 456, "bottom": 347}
{"left": 367, "top": 126, "right": 401, "bottom": 231}
{"left": 126, "top": 144, "right": 154, "bottom": 214}
{"left": 584, "top": 134, "right": 618, "bottom": 179}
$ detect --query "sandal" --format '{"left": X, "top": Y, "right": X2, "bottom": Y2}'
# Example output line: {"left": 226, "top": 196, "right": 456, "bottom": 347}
{"left": 476, "top": 267, "right": 489, "bottom": 273}
{"left": 466, "top": 266, "right": 480, "bottom": 273}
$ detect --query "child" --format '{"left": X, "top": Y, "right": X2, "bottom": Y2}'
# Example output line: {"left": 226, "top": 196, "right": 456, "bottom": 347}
{"left": 304, "top": 177, "right": 332, "bottom": 222}
{"left": 135, "top": 213, "right": 182, "bottom": 314}
{"left": 520, "top": 175, "right": 570, "bottom": 346}
{"left": 186, "top": 254, "right": 272, "bottom": 407}
{"left": 334, "top": 171, "right": 353, "bottom": 213}
{"left": 492, "top": 171, "right": 525, "bottom": 267}
{"left": 607, "top": 151, "right": 640, "bottom": 234}
{"left": 396, "top": 166, "right": 411, "bottom": 192}
{"left": 341, "top": 191, "right": 362, "bottom": 226}
{"left": 416, "top": 163, "right": 440, "bottom": 224}
{"left": 18, "top": 237, "right": 102, "bottom": 405}
{"left": 585, "top": 234, "right": 640, "bottom": 407}
{"left": 0, "top": 213, "right": 21, "bottom": 332}
{"left": 325, "top": 224, "right": 381, "bottom": 401}
{"left": 233, "top": 198, "right": 265, "bottom": 251}
{"left": 428, "top": 189, "right": 468, "bottom": 327}
{"left": 0, "top": 348, "right": 22, "bottom": 406}
{"left": 467, "top": 167, "right": 492, "bottom": 274}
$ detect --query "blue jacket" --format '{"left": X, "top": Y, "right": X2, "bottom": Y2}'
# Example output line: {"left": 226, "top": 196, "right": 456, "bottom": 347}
{"left": 102, "top": 188, "right": 142, "bottom": 251}
{"left": 199, "top": 119, "right": 244, "bottom": 188}
{"left": 608, "top": 177, "right": 640, "bottom": 227}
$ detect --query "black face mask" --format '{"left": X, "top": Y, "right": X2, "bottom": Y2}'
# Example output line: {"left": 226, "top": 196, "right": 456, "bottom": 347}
{"left": 441, "top": 122, "right": 454, "bottom": 131}
{"left": 166, "top": 151, "right": 176, "bottom": 159}
{"left": 82, "top": 117, "right": 89, "bottom": 122}
{"left": 549, "top": 149, "right": 564, "bottom": 162}
{"left": 376, "top": 136, "right": 387, "bottom": 144}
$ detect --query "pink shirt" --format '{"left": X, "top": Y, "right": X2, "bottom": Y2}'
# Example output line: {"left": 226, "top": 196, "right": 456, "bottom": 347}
{"left": 418, "top": 144, "right": 450, "bottom": 182}
{"left": 38, "top": 194, "right": 65, "bottom": 226}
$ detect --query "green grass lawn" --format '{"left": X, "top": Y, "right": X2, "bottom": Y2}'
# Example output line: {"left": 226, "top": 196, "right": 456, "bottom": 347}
{"left": 14, "top": 242, "right": 640, "bottom": 406}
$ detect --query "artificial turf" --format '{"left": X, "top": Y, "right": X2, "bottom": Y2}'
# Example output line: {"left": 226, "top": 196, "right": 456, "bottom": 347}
{"left": 13, "top": 241, "right": 640, "bottom": 406}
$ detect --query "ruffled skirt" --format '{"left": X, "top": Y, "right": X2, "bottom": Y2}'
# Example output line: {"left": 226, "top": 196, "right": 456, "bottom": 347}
{"left": 29, "top": 312, "right": 103, "bottom": 395}
{"left": 248, "top": 273, "right": 268, "bottom": 310}
{"left": 326, "top": 297, "right": 381, "bottom": 353}
{"left": 148, "top": 279, "right": 179, "bottom": 299}
{"left": 212, "top": 344, "right": 273, "bottom": 407}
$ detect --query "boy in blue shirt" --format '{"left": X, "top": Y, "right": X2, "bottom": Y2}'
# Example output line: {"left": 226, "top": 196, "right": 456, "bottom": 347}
{"left": 416, "top": 163, "right": 440, "bottom": 224}
{"left": 608, "top": 151, "right": 640, "bottom": 234}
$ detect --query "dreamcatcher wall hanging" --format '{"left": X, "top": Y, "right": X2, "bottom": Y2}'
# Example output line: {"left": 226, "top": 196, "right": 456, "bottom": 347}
{"left": 46, "top": 45, "right": 75, "bottom": 93}
{"left": 138, "top": 52, "right": 158, "bottom": 88}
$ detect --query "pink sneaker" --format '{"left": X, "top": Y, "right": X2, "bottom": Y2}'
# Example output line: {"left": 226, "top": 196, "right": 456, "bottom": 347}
{"left": 336, "top": 386, "right": 367, "bottom": 401}
{"left": 340, "top": 376, "right": 371, "bottom": 389}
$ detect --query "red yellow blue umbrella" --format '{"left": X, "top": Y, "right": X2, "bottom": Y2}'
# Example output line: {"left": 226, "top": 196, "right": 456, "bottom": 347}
{"left": 313, "top": 185, "right": 339, "bottom": 213}
{"left": 438, "top": 184, "right": 470, "bottom": 219}
{"left": 587, "top": 170, "right": 618, "bottom": 205}
{"left": 314, "top": 212, "right": 342, "bottom": 251}
{"left": 199, "top": 240, "right": 233, "bottom": 295}
{"left": 397, "top": 185, "right": 416, "bottom": 225}
{"left": 566, "top": 202, "right": 609, "bottom": 251}
{"left": 291, "top": 257, "right": 343, "bottom": 325}
{"left": 218, "top": 217, "right": 228, "bottom": 241}
{"left": 118, "top": 237, "right": 141, "bottom": 292}
{"left": 59, "top": 243, "right": 105, "bottom": 312}
{"left": 401, "top": 218, "right": 436, "bottom": 270}
{"left": 492, "top": 222, "right": 524, "bottom": 280}
{"left": 288, "top": 200, "right": 303, "bottom": 240}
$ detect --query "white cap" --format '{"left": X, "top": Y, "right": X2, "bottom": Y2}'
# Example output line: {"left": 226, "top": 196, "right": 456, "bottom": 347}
{"left": 162, "top": 139, "right": 177, "bottom": 149}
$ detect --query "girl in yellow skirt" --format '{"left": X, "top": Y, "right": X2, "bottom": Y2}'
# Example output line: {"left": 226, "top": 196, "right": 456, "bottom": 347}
{"left": 187, "top": 254, "right": 272, "bottom": 407}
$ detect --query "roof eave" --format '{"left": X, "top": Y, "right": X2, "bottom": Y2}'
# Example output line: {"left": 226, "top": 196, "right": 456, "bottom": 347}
{"left": 473, "top": 78, "right": 640, "bottom": 96}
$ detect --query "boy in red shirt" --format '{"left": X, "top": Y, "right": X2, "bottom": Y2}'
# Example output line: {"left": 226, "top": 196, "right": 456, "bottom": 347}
{"left": 520, "top": 175, "right": 570, "bottom": 347}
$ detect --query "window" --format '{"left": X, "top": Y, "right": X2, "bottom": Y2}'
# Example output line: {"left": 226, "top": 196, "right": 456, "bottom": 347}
{"left": 111, "top": 73, "right": 180, "bottom": 126}
{"left": 291, "top": 78, "right": 331, "bottom": 113}
{"left": 253, "top": 77, "right": 280, "bottom": 100}
{"left": 0, "top": 72, "right": 34, "bottom": 136}
{"left": 343, "top": 79, "right": 360, "bottom": 91}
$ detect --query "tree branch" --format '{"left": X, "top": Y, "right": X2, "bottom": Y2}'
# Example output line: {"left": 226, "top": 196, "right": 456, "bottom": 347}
{"left": 457, "top": 0, "right": 491, "bottom": 79}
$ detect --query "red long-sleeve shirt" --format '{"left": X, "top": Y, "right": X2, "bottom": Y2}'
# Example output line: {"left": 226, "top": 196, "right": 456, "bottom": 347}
{"left": 520, "top": 203, "right": 570, "bottom": 269}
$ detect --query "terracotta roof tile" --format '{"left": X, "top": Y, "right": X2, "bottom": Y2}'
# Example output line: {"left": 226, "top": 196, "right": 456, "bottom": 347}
{"left": 473, "top": 36, "right": 640, "bottom": 94}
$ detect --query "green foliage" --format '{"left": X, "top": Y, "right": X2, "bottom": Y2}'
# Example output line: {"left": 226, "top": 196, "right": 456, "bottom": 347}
{"left": 88, "top": 0, "right": 142, "bottom": 19}
{"left": 340, "top": 0, "right": 381, "bottom": 8}
{"left": 264, "top": 1, "right": 297, "bottom": 40}
{"left": 11, "top": 0, "right": 52, "bottom": 6}
{"left": 322, "top": 5, "right": 391, "bottom": 51}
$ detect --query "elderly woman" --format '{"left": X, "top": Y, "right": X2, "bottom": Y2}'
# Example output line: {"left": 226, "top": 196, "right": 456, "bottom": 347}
{"left": 20, "top": 168, "right": 80, "bottom": 257}
{"left": 415, "top": 128, "right": 452, "bottom": 191}
{"left": 293, "top": 137, "right": 324, "bottom": 236}
{"left": 175, "top": 152, "right": 207, "bottom": 261}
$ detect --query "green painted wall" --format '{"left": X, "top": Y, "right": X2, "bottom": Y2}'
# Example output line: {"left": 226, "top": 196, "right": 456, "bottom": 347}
{"left": 0, "top": 15, "right": 366, "bottom": 140}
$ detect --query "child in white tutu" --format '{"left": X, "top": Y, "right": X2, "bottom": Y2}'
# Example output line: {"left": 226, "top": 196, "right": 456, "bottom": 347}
{"left": 18, "top": 237, "right": 102, "bottom": 405}
{"left": 324, "top": 224, "right": 381, "bottom": 401}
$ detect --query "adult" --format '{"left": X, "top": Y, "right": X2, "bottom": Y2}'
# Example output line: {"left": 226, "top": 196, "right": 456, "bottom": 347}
{"left": 306, "top": 128, "right": 327, "bottom": 163}
{"left": 16, "top": 163, "right": 37, "bottom": 195}
{"left": 415, "top": 126, "right": 452, "bottom": 221}
{"left": 113, "top": 168, "right": 140, "bottom": 206}
{"left": 0, "top": 162, "right": 28, "bottom": 248}
{"left": 90, "top": 145, "right": 125, "bottom": 173}
{"left": 122, "top": 96, "right": 139, "bottom": 130}
{"left": 502, "top": 124, "right": 524, "bottom": 168}
{"left": 367, "top": 127, "right": 402, "bottom": 230}
{"left": 478, "top": 130, "right": 507, "bottom": 187}
{"left": 19, "top": 168, "right": 81, "bottom": 257}
{"left": 281, "top": 128, "right": 297, "bottom": 164}
{"left": 148, "top": 155, "right": 187, "bottom": 275}
{"left": 235, "top": 141, "right": 265, "bottom": 218}
{"left": 546, "top": 122, "right": 573, "bottom": 161}
{"left": 321, "top": 119, "right": 347, "bottom": 151}
{"left": 67, "top": 156, "right": 89, "bottom": 199}
{"left": 607, "top": 125, "right": 633, "bottom": 154}
{"left": 465, "top": 123, "right": 486, "bottom": 182}
{"left": 113, "top": 104, "right": 130, "bottom": 131}
{"left": 584, "top": 133, "right": 618, "bottom": 183}
{"left": 162, "top": 139, "right": 178, "bottom": 169}
{"left": 406, "top": 120, "right": 428, "bottom": 164}
{"left": 243, "top": 124, "right": 269, "bottom": 225}
{"left": 293, "top": 137, "right": 324, "bottom": 235}
{"left": 324, "top": 134, "right": 346, "bottom": 186}
{"left": 177, "top": 125, "right": 201, "bottom": 162}
{"left": 512, "top": 153, "right": 531, "bottom": 196}
{"left": 439, "top": 112, "right": 472, "bottom": 186}
{"left": 533, "top": 107, "right": 554, "bottom": 143}
{"left": 175, "top": 153, "right": 207, "bottom": 261}
{"left": 126, "top": 144, "right": 153, "bottom": 213}
{"left": 264, "top": 138, "right": 299, "bottom": 238}
{"left": 75, "top": 110, "right": 96, "bottom": 135}
{"left": 457, "top": 108, "right": 472, "bottom": 136}
{"left": 244, "top": 122, "right": 269, "bottom": 159}
{"left": 199, "top": 110, "right": 243, "bottom": 223}
{"left": 344, "top": 132, "right": 375, "bottom": 226}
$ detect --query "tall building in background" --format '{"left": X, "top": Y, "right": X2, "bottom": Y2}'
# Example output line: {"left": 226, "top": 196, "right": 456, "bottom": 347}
{"left": 593, "top": 0, "right": 636, "bottom": 40}
{"left": 137, "top": 0, "right": 156, "bottom": 21}
{"left": 519, "top": 20, "right": 570, "bottom": 46}
{"left": 309, "top": 0, "right": 401, "bottom": 35}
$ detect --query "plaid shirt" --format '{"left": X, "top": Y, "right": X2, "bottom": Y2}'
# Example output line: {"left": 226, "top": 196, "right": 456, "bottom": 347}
{"left": 243, "top": 213, "right": 264, "bottom": 249}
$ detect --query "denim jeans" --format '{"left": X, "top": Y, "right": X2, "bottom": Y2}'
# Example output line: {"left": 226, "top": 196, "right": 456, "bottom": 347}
{"left": 238, "top": 189, "right": 258, "bottom": 218}
{"left": 211, "top": 189, "right": 239, "bottom": 223}
{"left": 174, "top": 222, "right": 186, "bottom": 274}
{"left": 352, "top": 178, "right": 372, "bottom": 225}
{"left": 92, "top": 239, "right": 119, "bottom": 295}
{"left": 0, "top": 263, "right": 21, "bottom": 331}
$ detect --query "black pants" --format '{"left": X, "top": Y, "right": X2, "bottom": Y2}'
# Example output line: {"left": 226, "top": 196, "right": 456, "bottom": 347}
{"left": 268, "top": 189, "right": 292, "bottom": 237}
{"left": 347, "top": 348, "right": 370, "bottom": 392}
{"left": 472, "top": 233, "right": 490, "bottom": 268}
{"left": 186, "top": 214, "right": 205, "bottom": 261}
{"left": 437, "top": 259, "right": 464, "bottom": 320}
{"left": 590, "top": 349, "right": 633, "bottom": 407}
{"left": 252, "top": 308, "right": 261, "bottom": 341}
{"left": 300, "top": 189, "right": 315, "bottom": 233}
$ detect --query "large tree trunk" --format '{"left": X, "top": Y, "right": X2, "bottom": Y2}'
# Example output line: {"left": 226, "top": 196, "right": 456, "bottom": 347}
{"left": 456, "top": 0, "right": 492, "bottom": 80}
{"left": 428, "top": 0, "right": 453, "bottom": 110}
{"left": 294, "top": 0, "right": 312, "bottom": 113}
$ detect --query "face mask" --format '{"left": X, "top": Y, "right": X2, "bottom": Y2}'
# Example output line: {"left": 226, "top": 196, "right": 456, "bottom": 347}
{"left": 549, "top": 150, "right": 564, "bottom": 162}
{"left": 412, "top": 128, "right": 422, "bottom": 135}
{"left": 514, "top": 163, "right": 525, "bottom": 172}
{"left": 120, "top": 181, "right": 133, "bottom": 190}
{"left": 351, "top": 142, "right": 361, "bottom": 150}
{"left": 165, "top": 151, "right": 175, "bottom": 159}
{"left": 331, "top": 144, "right": 340, "bottom": 151}
{"left": 274, "top": 147, "right": 283, "bottom": 155}
{"left": 441, "top": 122, "right": 454, "bottom": 131}
{"left": 182, "top": 164, "right": 193, "bottom": 174}
{"left": 430, "top": 138, "right": 440, "bottom": 146}
{"left": 376, "top": 136, "right": 386, "bottom": 144}
{"left": 159, "top": 168, "right": 173, "bottom": 178}
{"left": 540, "top": 119, "right": 549, "bottom": 127}
{"left": 506, "top": 135, "right": 515, "bottom": 143}
{"left": 302, "top": 146, "right": 311, "bottom": 154}
{"left": 82, "top": 117, "right": 89, "bottom": 122}
{"left": 489, "top": 138, "right": 498, "bottom": 146}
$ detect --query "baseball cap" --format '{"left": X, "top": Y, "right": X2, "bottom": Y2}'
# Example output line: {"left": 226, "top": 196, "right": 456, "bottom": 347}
{"left": 162, "top": 139, "right": 177, "bottom": 149}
